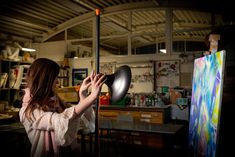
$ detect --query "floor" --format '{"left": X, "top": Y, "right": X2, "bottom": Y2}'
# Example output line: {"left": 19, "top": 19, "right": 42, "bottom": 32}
{"left": 78, "top": 121, "right": 189, "bottom": 157}
{"left": 0, "top": 120, "right": 189, "bottom": 157}
{"left": 0, "top": 133, "right": 189, "bottom": 157}
{"left": 77, "top": 137, "right": 189, "bottom": 157}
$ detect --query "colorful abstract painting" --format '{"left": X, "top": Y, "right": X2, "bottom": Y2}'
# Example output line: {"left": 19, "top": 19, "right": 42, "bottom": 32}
{"left": 189, "top": 50, "right": 226, "bottom": 157}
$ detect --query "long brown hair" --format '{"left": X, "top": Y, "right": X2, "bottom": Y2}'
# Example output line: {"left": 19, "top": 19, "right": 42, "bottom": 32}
{"left": 24, "top": 58, "right": 66, "bottom": 119}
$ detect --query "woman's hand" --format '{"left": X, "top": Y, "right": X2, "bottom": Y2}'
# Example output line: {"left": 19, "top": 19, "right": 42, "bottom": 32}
{"left": 75, "top": 72, "right": 106, "bottom": 116}
{"left": 79, "top": 71, "right": 106, "bottom": 101}
{"left": 79, "top": 71, "right": 93, "bottom": 101}
{"left": 89, "top": 72, "right": 106, "bottom": 101}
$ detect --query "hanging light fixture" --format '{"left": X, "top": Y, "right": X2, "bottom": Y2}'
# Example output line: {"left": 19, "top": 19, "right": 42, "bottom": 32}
{"left": 14, "top": 42, "right": 36, "bottom": 52}
{"left": 21, "top": 47, "right": 36, "bottom": 52}
{"left": 160, "top": 49, "right": 166, "bottom": 53}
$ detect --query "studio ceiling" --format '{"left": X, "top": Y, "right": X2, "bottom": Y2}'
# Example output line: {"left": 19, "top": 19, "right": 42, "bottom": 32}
{"left": 0, "top": 0, "right": 234, "bottom": 52}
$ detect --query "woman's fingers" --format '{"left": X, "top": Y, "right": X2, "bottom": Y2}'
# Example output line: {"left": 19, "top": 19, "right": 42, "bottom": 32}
{"left": 90, "top": 70, "right": 95, "bottom": 81}
{"left": 81, "top": 76, "right": 91, "bottom": 90}
{"left": 93, "top": 73, "right": 106, "bottom": 86}
{"left": 82, "top": 70, "right": 95, "bottom": 87}
{"left": 96, "top": 74, "right": 106, "bottom": 87}
{"left": 83, "top": 75, "right": 91, "bottom": 84}
{"left": 90, "top": 70, "right": 94, "bottom": 76}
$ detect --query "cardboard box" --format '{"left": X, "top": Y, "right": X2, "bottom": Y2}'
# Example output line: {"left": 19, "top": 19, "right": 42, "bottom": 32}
{"left": 56, "top": 86, "right": 78, "bottom": 102}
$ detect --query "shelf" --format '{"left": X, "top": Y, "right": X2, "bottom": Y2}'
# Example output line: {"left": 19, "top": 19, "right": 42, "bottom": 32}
{"left": 57, "top": 67, "right": 70, "bottom": 87}
{"left": 0, "top": 58, "right": 32, "bottom": 64}
{"left": 0, "top": 59, "right": 31, "bottom": 106}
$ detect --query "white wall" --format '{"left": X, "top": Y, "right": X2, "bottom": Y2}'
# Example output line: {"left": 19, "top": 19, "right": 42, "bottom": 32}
{"left": 34, "top": 41, "right": 195, "bottom": 93}
{"left": 34, "top": 41, "right": 67, "bottom": 61}
{"left": 69, "top": 55, "right": 195, "bottom": 93}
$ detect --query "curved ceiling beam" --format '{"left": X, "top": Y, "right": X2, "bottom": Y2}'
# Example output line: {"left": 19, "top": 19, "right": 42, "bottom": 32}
{"left": 41, "top": 1, "right": 162, "bottom": 42}
{"left": 41, "top": 1, "right": 218, "bottom": 42}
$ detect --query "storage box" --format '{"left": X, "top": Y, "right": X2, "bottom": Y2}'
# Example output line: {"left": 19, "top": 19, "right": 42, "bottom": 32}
{"left": 99, "top": 95, "right": 110, "bottom": 105}
{"left": 56, "top": 86, "right": 78, "bottom": 102}
{"left": 176, "top": 98, "right": 188, "bottom": 106}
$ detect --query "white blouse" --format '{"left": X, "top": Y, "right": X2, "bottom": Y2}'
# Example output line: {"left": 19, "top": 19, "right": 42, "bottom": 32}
{"left": 19, "top": 88, "right": 95, "bottom": 157}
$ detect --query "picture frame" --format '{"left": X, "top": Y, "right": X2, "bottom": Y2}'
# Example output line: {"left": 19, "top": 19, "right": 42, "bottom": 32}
{"left": 72, "top": 68, "right": 88, "bottom": 86}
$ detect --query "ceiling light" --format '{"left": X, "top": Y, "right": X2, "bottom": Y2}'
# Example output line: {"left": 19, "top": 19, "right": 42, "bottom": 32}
{"left": 21, "top": 47, "right": 36, "bottom": 52}
{"left": 160, "top": 49, "right": 166, "bottom": 53}
{"left": 14, "top": 42, "right": 36, "bottom": 52}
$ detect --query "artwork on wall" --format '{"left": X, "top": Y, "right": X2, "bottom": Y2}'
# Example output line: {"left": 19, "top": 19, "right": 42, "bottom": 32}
{"left": 155, "top": 60, "right": 180, "bottom": 88}
{"left": 100, "top": 62, "right": 116, "bottom": 75}
{"left": 72, "top": 68, "right": 88, "bottom": 86}
{"left": 129, "top": 64, "right": 154, "bottom": 93}
{"left": 188, "top": 50, "right": 226, "bottom": 157}
{"left": 132, "top": 71, "right": 153, "bottom": 83}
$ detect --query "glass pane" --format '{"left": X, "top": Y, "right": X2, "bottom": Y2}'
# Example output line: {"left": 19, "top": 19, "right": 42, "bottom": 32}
{"left": 132, "top": 35, "right": 156, "bottom": 54}
{"left": 67, "top": 20, "right": 93, "bottom": 40}
{"left": 132, "top": 10, "right": 165, "bottom": 54}
{"left": 46, "top": 31, "right": 65, "bottom": 42}
{"left": 68, "top": 40, "right": 92, "bottom": 58}
{"left": 100, "top": 36, "right": 128, "bottom": 55}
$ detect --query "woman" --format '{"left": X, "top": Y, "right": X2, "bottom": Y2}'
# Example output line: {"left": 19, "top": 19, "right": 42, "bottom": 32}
{"left": 19, "top": 58, "right": 105, "bottom": 157}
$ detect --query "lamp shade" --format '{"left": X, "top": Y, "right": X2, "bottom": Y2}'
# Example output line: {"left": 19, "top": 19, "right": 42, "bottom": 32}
{"left": 104, "top": 65, "right": 132, "bottom": 102}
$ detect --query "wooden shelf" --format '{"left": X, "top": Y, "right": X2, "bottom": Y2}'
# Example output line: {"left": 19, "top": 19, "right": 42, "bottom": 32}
{"left": 0, "top": 59, "right": 31, "bottom": 106}
{"left": 57, "top": 67, "right": 69, "bottom": 87}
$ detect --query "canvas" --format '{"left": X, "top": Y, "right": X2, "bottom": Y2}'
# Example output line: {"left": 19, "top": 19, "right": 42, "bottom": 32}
{"left": 188, "top": 50, "right": 226, "bottom": 157}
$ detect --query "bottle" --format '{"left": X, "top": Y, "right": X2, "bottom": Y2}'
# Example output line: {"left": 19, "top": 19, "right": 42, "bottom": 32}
{"left": 134, "top": 94, "right": 140, "bottom": 107}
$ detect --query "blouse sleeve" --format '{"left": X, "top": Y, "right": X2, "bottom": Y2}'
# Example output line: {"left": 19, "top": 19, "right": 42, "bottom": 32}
{"left": 19, "top": 88, "right": 82, "bottom": 146}
{"left": 51, "top": 107, "right": 80, "bottom": 146}
{"left": 79, "top": 107, "right": 95, "bottom": 134}
{"left": 20, "top": 105, "right": 80, "bottom": 146}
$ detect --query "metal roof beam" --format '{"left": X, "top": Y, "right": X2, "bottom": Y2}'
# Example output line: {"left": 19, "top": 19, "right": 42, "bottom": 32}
{"left": 54, "top": 0, "right": 88, "bottom": 13}
{"left": 0, "top": 20, "right": 44, "bottom": 34}
{"left": 0, "top": 15, "right": 53, "bottom": 32}
{"left": 41, "top": 2, "right": 160, "bottom": 41}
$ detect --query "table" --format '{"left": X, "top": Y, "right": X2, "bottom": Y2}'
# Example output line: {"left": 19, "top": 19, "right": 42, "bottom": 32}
{"left": 97, "top": 118, "right": 184, "bottom": 156}
{"left": 0, "top": 122, "right": 25, "bottom": 131}
{"left": 0, "top": 123, "right": 30, "bottom": 156}
{"left": 0, "top": 120, "right": 185, "bottom": 157}
{"left": 99, "top": 118, "right": 183, "bottom": 134}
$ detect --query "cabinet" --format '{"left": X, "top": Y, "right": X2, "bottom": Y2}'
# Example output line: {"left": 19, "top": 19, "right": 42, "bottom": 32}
{"left": 99, "top": 105, "right": 171, "bottom": 124}
{"left": 0, "top": 59, "right": 31, "bottom": 107}
{"left": 99, "top": 105, "right": 171, "bottom": 148}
